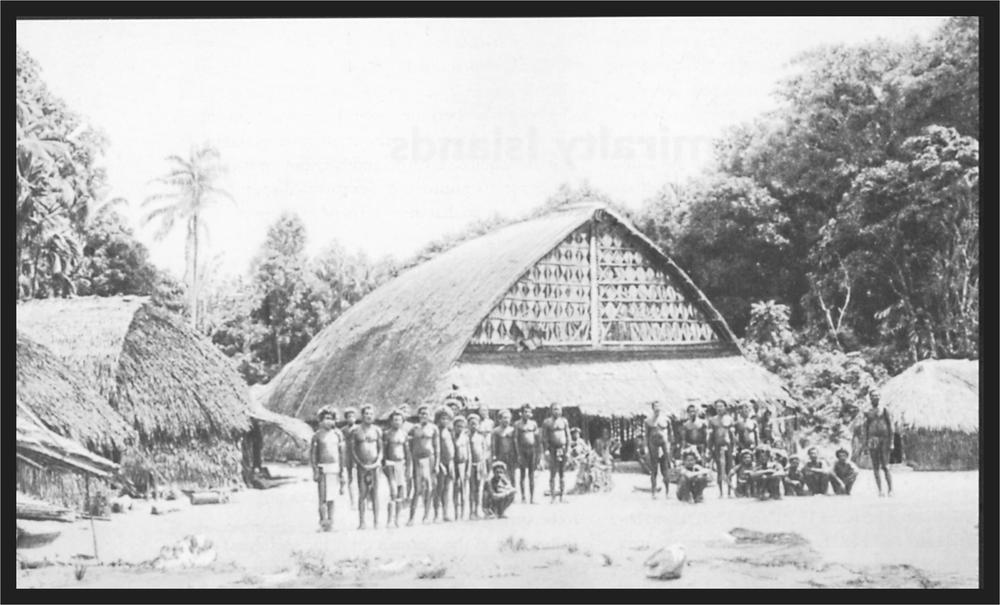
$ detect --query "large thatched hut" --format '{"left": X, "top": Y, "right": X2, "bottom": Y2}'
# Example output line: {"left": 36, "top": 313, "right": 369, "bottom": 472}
{"left": 261, "top": 204, "right": 790, "bottom": 453}
{"left": 16, "top": 332, "right": 132, "bottom": 511}
{"left": 875, "top": 359, "right": 979, "bottom": 470}
{"left": 17, "top": 296, "right": 252, "bottom": 492}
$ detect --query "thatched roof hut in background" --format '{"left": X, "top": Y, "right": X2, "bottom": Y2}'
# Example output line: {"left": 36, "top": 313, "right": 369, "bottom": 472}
{"left": 17, "top": 296, "right": 252, "bottom": 491}
{"left": 262, "top": 204, "right": 790, "bottom": 455}
{"left": 876, "top": 359, "right": 979, "bottom": 470}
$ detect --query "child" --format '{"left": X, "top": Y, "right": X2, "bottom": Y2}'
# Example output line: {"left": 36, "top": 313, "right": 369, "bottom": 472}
{"left": 783, "top": 454, "right": 808, "bottom": 496}
{"left": 729, "top": 449, "right": 755, "bottom": 498}
{"left": 831, "top": 448, "right": 859, "bottom": 495}
{"left": 310, "top": 407, "right": 346, "bottom": 531}
{"left": 676, "top": 451, "right": 711, "bottom": 503}
{"left": 483, "top": 461, "right": 517, "bottom": 518}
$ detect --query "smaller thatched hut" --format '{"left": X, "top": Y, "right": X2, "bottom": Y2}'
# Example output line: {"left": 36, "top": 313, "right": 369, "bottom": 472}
{"left": 17, "top": 296, "right": 252, "bottom": 492}
{"left": 874, "top": 359, "right": 979, "bottom": 471}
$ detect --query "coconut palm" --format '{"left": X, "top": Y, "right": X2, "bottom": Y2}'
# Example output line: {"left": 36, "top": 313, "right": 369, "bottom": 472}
{"left": 142, "top": 144, "right": 234, "bottom": 329}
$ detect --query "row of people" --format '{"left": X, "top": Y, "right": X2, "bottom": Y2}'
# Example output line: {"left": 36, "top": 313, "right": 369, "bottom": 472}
{"left": 309, "top": 402, "right": 575, "bottom": 531}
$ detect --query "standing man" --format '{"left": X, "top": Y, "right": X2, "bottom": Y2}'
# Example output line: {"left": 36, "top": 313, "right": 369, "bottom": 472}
{"left": 452, "top": 415, "right": 472, "bottom": 520}
{"left": 734, "top": 402, "right": 759, "bottom": 452}
{"left": 681, "top": 404, "right": 709, "bottom": 461}
{"left": 541, "top": 403, "right": 571, "bottom": 503}
{"left": 352, "top": 404, "right": 382, "bottom": 529}
{"left": 382, "top": 409, "right": 410, "bottom": 528}
{"left": 476, "top": 402, "right": 495, "bottom": 466}
{"left": 708, "top": 399, "right": 735, "bottom": 498}
{"left": 309, "top": 407, "right": 345, "bottom": 531}
{"left": 467, "top": 413, "right": 488, "bottom": 519}
{"left": 397, "top": 403, "right": 416, "bottom": 503}
{"left": 863, "top": 391, "right": 894, "bottom": 497}
{"left": 492, "top": 409, "right": 518, "bottom": 491}
{"left": 513, "top": 404, "right": 541, "bottom": 504}
{"left": 644, "top": 401, "right": 672, "bottom": 499}
{"left": 407, "top": 404, "right": 439, "bottom": 526}
{"left": 340, "top": 406, "right": 359, "bottom": 509}
{"left": 434, "top": 408, "right": 456, "bottom": 522}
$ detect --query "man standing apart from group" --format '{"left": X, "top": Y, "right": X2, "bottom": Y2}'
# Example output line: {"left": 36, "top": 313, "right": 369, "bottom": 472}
{"left": 408, "top": 405, "right": 439, "bottom": 525}
{"left": 645, "top": 401, "right": 672, "bottom": 499}
{"left": 541, "top": 403, "right": 571, "bottom": 503}
{"left": 352, "top": 404, "right": 383, "bottom": 529}
{"left": 310, "top": 407, "right": 346, "bottom": 531}
{"left": 514, "top": 404, "right": 541, "bottom": 504}
{"left": 383, "top": 409, "right": 410, "bottom": 528}
{"left": 863, "top": 391, "right": 894, "bottom": 497}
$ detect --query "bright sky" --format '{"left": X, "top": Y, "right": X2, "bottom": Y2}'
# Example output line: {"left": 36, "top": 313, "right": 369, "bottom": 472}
{"left": 16, "top": 17, "right": 945, "bottom": 280}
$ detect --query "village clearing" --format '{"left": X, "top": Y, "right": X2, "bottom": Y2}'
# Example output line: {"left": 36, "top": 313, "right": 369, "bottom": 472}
{"left": 17, "top": 465, "right": 978, "bottom": 589}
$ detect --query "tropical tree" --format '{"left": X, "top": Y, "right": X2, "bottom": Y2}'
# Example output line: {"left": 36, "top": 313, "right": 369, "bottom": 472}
{"left": 142, "top": 144, "right": 233, "bottom": 328}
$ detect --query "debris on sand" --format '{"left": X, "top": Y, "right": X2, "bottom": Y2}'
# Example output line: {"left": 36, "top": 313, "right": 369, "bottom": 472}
{"left": 601, "top": 553, "right": 613, "bottom": 567}
{"left": 416, "top": 566, "right": 447, "bottom": 580}
{"left": 729, "top": 527, "right": 808, "bottom": 546}
{"left": 152, "top": 535, "right": 216, "bottom": 570}
{"left": 499, "top": 536, "right": 529, "bottom": 552}
{"left": 644, "top": 545, "right": 687, "bottom": 580}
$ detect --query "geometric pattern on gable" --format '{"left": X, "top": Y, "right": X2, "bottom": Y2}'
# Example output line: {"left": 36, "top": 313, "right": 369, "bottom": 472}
{"left": 596, "top": 222, "right": 719, "bottom": 344}
{"left": 469, "top": 226, "right": 591, "bottom": 347}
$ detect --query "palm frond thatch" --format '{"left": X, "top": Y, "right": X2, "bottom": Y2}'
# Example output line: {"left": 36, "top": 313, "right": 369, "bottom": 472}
{"left": 879, "top": 359, "right": 978, "bottom": 433}
{"left": 16, "top": 332, "right": 136, "bottom": 455}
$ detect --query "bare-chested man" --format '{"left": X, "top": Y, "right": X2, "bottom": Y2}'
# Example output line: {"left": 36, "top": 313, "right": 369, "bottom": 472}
{"left": 407, "top": 404, "right": 439, "bottom": 525}
{"left": 863, "top": 391, "right": 894, "bottom": 497}
{"left": 681, "top": 404, "right": 709, "bottom": 460}
{"left": 514, "top": 404, "right": 541, "bottom": 504}
{"left": 434, "top": 409, "right": 456, "bottom": 522}
{"left": 734, "top": 402, "right": 759, "bottom": 452}
{"left": 398, "top": 403, "right": 415, "bottom": 501}
{"left": 644, "top": 401, "right": 672, "bottom": 499}
{"left": 708, "top": 399, "right": 735, "bottom": 498}
{"left": 309, "top": 407, "right": 345, "bottom": 531}
{"left": 541, "top": 403, "right": 571, "bottom": 503}
{"left": 452, "top": 415, "right": 472, "bottom": 520}
{"left": 477, "top": 403, "right": 495, "bottom": 465}
{"left": 467, "top": 413, "right": 488, "bottom": 519}
{"left": 382, "top": 410, "right": 410, "bottom": 528}
{"left": 492, "top": 409, "right": 517, "bottom": 491}
{"left": 351, "top": 405, "right": 382, "bottom": 529}
{"left": 340, "top": 406, "right": 359, "bottom": 509}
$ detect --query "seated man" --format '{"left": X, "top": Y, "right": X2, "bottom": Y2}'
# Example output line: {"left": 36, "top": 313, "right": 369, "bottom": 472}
{"left": 749, "top": 446, "right": 785, "bottom": 500}
{"left": 676, "top": 451, "right": 711, "bottom": 503}
{"left": 482, "top": 461, "right": 517, "bottom": 519}
{"left": 802, "top": 446, "right": 836, "bottom": 496}
{"left": 831, "top": 448, "right": 859, "bottom": 495}
{"left": 783, "top": 454, "right": 809, "bottom": 496}
{"left": 728, "top": 449, "right": 755, "bottom": 498}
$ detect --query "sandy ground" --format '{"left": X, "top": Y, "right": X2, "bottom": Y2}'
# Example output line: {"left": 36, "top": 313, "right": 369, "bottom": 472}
{"left": 17, "top": 465, "right": 979, "bottom": 589}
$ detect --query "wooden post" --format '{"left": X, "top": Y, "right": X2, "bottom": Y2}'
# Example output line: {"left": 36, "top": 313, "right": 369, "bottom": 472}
{"left": 589, "top": 219, "right": 600, "bottom": 348}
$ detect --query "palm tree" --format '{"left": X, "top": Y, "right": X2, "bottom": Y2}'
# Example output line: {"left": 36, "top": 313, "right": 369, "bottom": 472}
{"left": 143, "top": 144, "right": 234, "bottom": 329}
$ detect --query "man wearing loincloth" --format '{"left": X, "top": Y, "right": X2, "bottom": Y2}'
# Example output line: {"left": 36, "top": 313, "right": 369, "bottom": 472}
{"left": 482, "top": 461, "right": 517, "bottom": 518}
{"left": 863, "top": 391, "right": 894, "bottom": 497}
{"left": 467, "top": 413, "right": 488, "bottom": 519}
{"left": 310, "top": 407, "right": 345, "bottom": 531}
{"left": 452, "top": 415, "right": 472, "bottom": 520}
{"left": 340, "top": 406, "right": 359, "bottom": 509}
{"left": 434, "top": 408, "right": 456, "bottom": 522}
{"left": 541, "top": 403, "right": 571, "bottom": 503}
{"left": 644, "top": 401, "right": 672, "bottom": 499}
{"left": 397, "top": 403, "right": 416, "bottom": 501}
{"left": 492, "top": 409, "right": 518, "bottom": 492}
{"left": 407, "top": 405, "right": 438, "bottom": 526}
{"left": 382, "top": 409, "right": 410, "bottom": 528}
{"left": 681, "top": 404, "right": 709, "bottom": 460}
{"left": 476, "top": 402, "right": 495, "bottom": 466}
{"left": 728, "top": 448, "right": 755, "bottom": 498}
{"left": 352, "top": 404, "right": 382, "bottom": 529}
{"left": 514, "top": 404, "right": 541, "bottom": 504}
{"left": 749, "top": 445, "right": 785, "bottom": 500}
{"left": 708, "top": 399, "right": 735, "bottom": 498}
{"left": 801, "top": 446, "right": 837, "bottom": 496}
{"left": 831, "top": 448, "right": 859, "bottom": 495}
{"left": 783, "top": 454, "right": 808, "bottom": 496}
{"left": 734, "top": 402, "right": 759, "bottom": 452}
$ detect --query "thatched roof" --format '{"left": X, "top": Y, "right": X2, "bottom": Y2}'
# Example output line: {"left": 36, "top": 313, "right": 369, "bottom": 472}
{"left": 879, "top": 359, "right": 979, "bottom": 433}
{"left": 248, "top": 384, "right": 313, "bottom": 444}
{"left": 446, "top": 351, "right": 789, "bottom": 416}
{"left": 263, "top": 204, "right": 781, "bottom": 419}
{"left": 17, "top": 407, "right": 118, "bottom": 478}
{"left": 16, "top": 332, "right": 136, "bottom": 454}
{"left": 17, "top": 296, "right": 251, "bottom": 442}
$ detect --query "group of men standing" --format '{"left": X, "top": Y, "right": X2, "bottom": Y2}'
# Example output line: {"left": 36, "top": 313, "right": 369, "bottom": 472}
{"left": 641, "top": 391, "right": 894, "bottom": 502}
{"left": 309, "top": 401, "right": 575, "bottom": 531}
